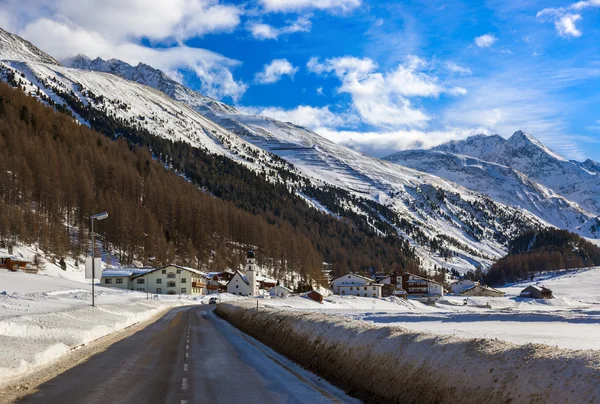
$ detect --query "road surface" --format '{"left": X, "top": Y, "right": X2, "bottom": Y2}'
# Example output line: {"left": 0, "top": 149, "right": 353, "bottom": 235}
{"left": 19, "top": 305, "right": 358, "bottom": 404}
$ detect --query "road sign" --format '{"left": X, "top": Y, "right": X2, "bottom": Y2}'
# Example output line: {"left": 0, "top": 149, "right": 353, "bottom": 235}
{"left": 85, "top": 257, "right": 102, "bottom": 279}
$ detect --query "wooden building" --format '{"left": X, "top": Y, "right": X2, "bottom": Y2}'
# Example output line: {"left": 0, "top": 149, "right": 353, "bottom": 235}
{"left": 520, "top": 285, "right": 553, "bottom": 299}
{"left": 306, "top": 290, "right": 324, "bottom": 304}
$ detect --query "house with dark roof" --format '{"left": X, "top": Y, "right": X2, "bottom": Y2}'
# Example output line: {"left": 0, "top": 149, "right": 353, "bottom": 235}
{"left": 461, "top": 284, "right": 505, "bottom": 297}
{"left": 520, "top": 285, "right": 553, "bottom": 299}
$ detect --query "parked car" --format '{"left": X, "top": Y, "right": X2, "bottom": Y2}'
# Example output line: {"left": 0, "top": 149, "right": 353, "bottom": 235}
{"left": 209, "top": 297, "right": 219, "bottom": 305}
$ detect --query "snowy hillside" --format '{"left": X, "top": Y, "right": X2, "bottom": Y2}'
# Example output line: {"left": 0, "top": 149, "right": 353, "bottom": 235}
{"left": 0, "top": 28, "right": 59, "bottom": 65}
{"left": 428, "top": 131, "right": 600, "bottom": 216}
{"left": 0, "top": 31, "right": 551, "bottom": 273}
{"left": 385, "top": 150, "right": 600, "bottom": 238}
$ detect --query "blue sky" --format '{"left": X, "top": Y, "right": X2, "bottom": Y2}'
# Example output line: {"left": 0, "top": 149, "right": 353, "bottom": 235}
{"left": 3, "top": 0, "right": 600, "bottom": 160}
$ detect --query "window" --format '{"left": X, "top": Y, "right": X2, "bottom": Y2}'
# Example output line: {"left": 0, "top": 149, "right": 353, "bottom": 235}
{"left": 372, "top": 287, "right": 376, "bottom": 290}
{"left": 156, "top": 288, "right": 162, "bottom": 293}
{"left": 181, "top": 278, "right": 187, "bottom": 284}
{"left": 137, "top": 278, "right": 145, "bottom": 284}
{"left": 364, "top": 287, "right": 367, "bottom": 290}
{"left": 342, "top": 290, "right": 346, "bottom": 294}
{"left": 176, "top": 269, "right": 182, "bottom": 274}
{"left": 162, "top": 270, "right": 166, "bottom": 274}
{"left": 350, "top": 287, "right": 353, "bottom": 291}
{"left": 236, "top": 285, "right": 239, "bottom": 288}
{"left": 156, "top": 278, "right": 162, "bottom": 284}
{"left": 372, "top": 293, "right": 377, "bottom": 297}
{"left": 181, "top": 288, "right": 186, "bottom": 293}
{"left": 348, "top": 276, "right": 351, "bottom": 278}
{"left": 167, "top": 273, "right": 176, "bottom": 278}
{"left": 167, "top": 281, "right": 176, "bottom": 287}
{"left": 104, "top": 279, "right": 112, "bottom": 284}
{"left": 116, "top": 278, "right": 123, "bottom": 284}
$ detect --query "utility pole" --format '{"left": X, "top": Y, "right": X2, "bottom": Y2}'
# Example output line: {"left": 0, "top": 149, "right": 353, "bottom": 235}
{"left": 90, "top": 212, "right": 108, "bottom": 307}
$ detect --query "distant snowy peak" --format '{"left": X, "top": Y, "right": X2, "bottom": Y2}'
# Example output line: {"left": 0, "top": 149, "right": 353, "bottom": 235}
{"left": 0, "top": 27, "right": 60, "bottom": 65}
{"left": 431, "top": 134, "right": 505, "bottom": 160}
{"left": 67, "top": 55, "right": 237, "bottom": 115}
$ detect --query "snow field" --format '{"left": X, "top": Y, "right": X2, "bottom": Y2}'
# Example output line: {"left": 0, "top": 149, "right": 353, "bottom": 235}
{"left": 216, "top": 300, "right": 600, "bottom": 404}
{"left": 259, "top": 268, "right": 600, "bottom": 350}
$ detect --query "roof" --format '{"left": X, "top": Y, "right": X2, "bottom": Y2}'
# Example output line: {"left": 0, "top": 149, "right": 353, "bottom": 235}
{"left": 256, "top": 275, "right": 276, "bottom": 283}
{"left": 338, "top": 283, "right": 382, "bottom": 287}
{"left": 462, "top": 284, "right": 504, "bottom": 294}
{"left": 332, "top": 272, "right": 376, "bottom": 283}
{"left": 307, "top": 290, "right": 324, "bottom": 296}
{"left": 0, "top": 253, "right": 30, "bottom": 262}
{"left": 521, "top": 285, "right": 552, "bottom": 293}
{"left": 226, "top": 270, "right": 249, "bottom": 286}
{"left": 405, "top": 273, "right": 444, "bottom": 286}
{"left": 131, "top": 264, "right": 207, "bottom": 279}
{"left": 102, "top": 268, "right": 151, "bottom": 277}
{"left": 271, "top": 285, "right": 292, "bottom": 292}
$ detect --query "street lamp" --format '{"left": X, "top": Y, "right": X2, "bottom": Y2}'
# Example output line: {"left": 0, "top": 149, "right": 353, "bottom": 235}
{"left": 147, "top": 256, "right": 155, "bottom": 300}
{"left": 90, "top": 212, "right": 108, "bottom": 307}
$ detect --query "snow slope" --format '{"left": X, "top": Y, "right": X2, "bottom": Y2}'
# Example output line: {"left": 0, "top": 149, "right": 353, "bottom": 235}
{"left": 385, "top": 149, "right": 600, "bottom": 238}
{"left": 428, "top": 131, "right": 600, "bottom": 216}
{"left": 0, "top": 32, "right": 551, "bottom": 273}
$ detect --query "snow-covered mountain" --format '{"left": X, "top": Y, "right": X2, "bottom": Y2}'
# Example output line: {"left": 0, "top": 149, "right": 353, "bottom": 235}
{"left": 0, "top": 28, "right": 552, "bottom": 273}
{"left": 428, "top": 131, "right": 600, "bottom": 216}
{"left": 0, "top": 28, "right": 59, "bottom": 65}
{"left": 385, "top": 150, "right": 600, "bottom": 238}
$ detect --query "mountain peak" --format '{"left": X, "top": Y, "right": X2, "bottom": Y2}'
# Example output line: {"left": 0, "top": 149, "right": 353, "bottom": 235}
{"left": 0, "top": 27, "right": 61, "bottom": 65}
{"left": 506, "top": 130, "right": 567, "bottom": 162}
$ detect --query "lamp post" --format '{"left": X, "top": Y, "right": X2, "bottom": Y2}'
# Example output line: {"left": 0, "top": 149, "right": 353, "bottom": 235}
{"left": 147, "top": 256, "right": 155, "bottom": 300}
{"left": 90, "top": 212, "right": 108, "bottom": 307}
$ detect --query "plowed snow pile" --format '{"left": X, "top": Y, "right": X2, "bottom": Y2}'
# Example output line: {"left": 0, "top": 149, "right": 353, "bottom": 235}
{"left": 217, "top": 301, "right": 600, "bottom": 404}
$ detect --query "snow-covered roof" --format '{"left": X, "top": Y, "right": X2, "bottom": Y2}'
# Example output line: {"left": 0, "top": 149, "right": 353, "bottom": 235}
{"left": 131, "top": 264, "right": 207, "bottom": 279}
{"left": 226, "top": 270, "right": 249, "bottom": 286}
{"left": 256, "top": 275, "right": 276, "bottom": 283}
{"left": 102, "top": 268, "right": 150, "bottom": 277}
{"left": 0, "top": 253, "right": 30, "bottom": 261}
{"left": 332, "top": 272, "right": 376, "bottom": 283}
{"left": 271, "top": 285, "right": 292, "bottom": 292}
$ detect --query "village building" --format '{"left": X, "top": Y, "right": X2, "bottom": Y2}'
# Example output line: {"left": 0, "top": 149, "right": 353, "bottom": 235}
{"left": 101, "top": 268, "right": 150, "bottom": 290}
{"left": 331, "top": 273, "right": 383, "bottom": 298}
{"left": 131, "top": 265, "right": 207, "bottom": 296}
{"left": 269, "top": 285, "right": 292, "bottom": 298}
{"left": 382, "top": 283, "right": 407, "bottom": 299}
{"left": 451, "top": 279, "right": 479, "bottom": 295}
{"left": 226, "top": 251, "right": 260, "bottom": 296}
{"left": 382, "top": 272, "right": 444, "bottom": 297}
{"left": 460, "top": 284, "right": 505, "bottom": 297}
{"left": 0, "top": 253, "right": 33, "bottom": 272}
{"left": 306, "top": 290, "right": 324, "bottom": 304}
{"left": 520, "top": 285, "right": 553, "bottom": 299}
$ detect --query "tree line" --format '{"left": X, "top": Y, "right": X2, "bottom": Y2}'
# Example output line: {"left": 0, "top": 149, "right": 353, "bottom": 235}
{"left": 0, "top": 83, "right": 325, "bottom": 281}
{"left": 484, "top": 228, "right": 600, "bottom": 285}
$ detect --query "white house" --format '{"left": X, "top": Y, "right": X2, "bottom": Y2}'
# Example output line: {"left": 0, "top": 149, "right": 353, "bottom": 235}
{"left": 331, "top": 273, "right": 383, "bottom": 298}
{"left": 451, "top": 279, "right": 479, "bottom": 295}
{"left": 226, "top": 251, "right": 260, "bottom": 296}
{"left": 269, "top": 285, "right": 292, "bottom": 298}
{"left": 130, "top": 265, "right": 207, "bottom": 296}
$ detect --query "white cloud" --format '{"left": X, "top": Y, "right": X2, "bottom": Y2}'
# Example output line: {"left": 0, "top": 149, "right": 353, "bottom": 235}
{"left": 256, "top": 105, "right": 352, "bottom": 128}
{"left": 248, "top": 16, "right": 311, "bottom": 40}
{"left": 446, "top": 61, "right": 472, "bottom": 75}
{"left": 316, "top": 86, "right": 324, "bottom": 95}
{"left": 316, "top": 127, "right": 489, "bottom": 157}
{"left": 307, "top": 55, "right": 466, "bottom": 129}
{"left": 474, "top": 34, "right": 497, "bottom": 48}
{"left": 19, "top": 17, "right": 247, "bottom": 101}
{"left": 537, "top": 0, "right": 600, "bottom": 37}
{"left": 255, "top": 58, "right": 299, "bottom": 84}
{"left": 259, "top": 0, "right": 361, "bottom": 13}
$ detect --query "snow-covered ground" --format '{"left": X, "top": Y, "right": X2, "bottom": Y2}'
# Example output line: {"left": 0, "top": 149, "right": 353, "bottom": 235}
{"left": 260, "top": 267, "right": 600, "bottom": 350}
{"left": 0, "top": 243, "right": 250, "bottom": 388}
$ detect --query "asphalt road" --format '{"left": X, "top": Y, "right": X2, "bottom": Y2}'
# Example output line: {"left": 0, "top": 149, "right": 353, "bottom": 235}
{"left": 19, "top": 305, "right": 359, "bottom": 404}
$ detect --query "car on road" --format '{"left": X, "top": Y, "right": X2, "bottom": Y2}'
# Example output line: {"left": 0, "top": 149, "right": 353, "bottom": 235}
{"left": 209, "top": 297, "right": 219, "bottom": 305}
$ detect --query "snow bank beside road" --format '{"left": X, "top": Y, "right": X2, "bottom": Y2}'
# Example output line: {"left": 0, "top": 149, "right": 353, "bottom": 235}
{"left": 216, "top": 301, "right": 600, "bottom": 404}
